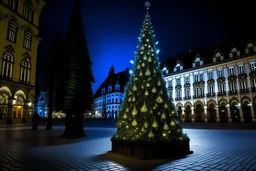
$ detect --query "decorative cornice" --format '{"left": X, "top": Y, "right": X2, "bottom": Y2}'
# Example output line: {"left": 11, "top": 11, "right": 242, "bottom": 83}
{"left": 22, "top": 52, "right": 32, "bottom": 60}
{"left": 4, "top": 45, "right": 15, "bottom": 53}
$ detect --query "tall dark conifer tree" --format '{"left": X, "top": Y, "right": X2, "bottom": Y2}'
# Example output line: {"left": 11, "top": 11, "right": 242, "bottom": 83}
{"left": 46, "top": 28, "right": 63, "bottom": 129}
{"left": 62, "top": 0, "right": 95, "bottom": 138}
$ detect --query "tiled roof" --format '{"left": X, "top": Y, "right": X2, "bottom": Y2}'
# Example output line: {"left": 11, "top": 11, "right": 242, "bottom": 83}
{"left": 93, "top": 68, "right": 130, "bottom": 99}
{"left": 164, "top": 38, "right": 256, "bottom": 74}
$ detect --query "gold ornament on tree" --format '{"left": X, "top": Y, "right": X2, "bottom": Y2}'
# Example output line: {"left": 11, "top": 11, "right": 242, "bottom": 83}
{"left": 142, "top": 63, "right": 145, "bottom": 67}
{"left": 123, "top": 113, "right": 127, "bottom": 119}
{"left": 152, "top": 87, "right": 157, "bottom": 93}
{"left": 148, "top": 129, "right": 154, "bottom": 138}
{"left": 132, "top": 106, "right": 138, "bottom": 116}
{"left": 152, "top": 117, "right": 158, "bottom": 128}
{"left": 140, "top": 101, "right": 148, "bottom": 112}
{"left": 161, "top": 111, "right": 166, "bottom": 119}
{"left": 139, "top": 70, "right": 143, "bottom": 76}
{"left": 156, "top": 96, "right": 163, "bottom": 103}
{"left": 132, "top": 95, "right": 136, "bottom": 102}
{"left": 132, "top": 117, "right": 138, "bottom": 126}
{"left": 145, "top": 66, "right": 151, "bottom": 76}
{"left": 137, "top": 64, "right": 141, "bottom": 69}
{"left": 144, "top": 89, "right": 149, "bottom": 96}
{"left": 157, "top": 79, "right": 161, "bottom": 86}
{"left": 163, "top": 121, "right": 169, "bottom": 130}
{"left": 146, "top": 83, "right": 150, "bottom": 87}
{"left": 132, "top": 84, "right": 137, "bottom": 91}
{"left": 148, "top": 56, "right": 152, "bottom": 62}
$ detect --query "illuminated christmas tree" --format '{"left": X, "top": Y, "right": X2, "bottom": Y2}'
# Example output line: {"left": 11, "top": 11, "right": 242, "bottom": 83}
{"left": 111, "top": 2, "right": 191, "bottom": 159}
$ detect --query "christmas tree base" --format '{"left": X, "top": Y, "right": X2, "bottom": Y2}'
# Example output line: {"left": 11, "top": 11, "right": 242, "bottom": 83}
{"left": 111, "top": 139, "right": 193, "bottom": 160}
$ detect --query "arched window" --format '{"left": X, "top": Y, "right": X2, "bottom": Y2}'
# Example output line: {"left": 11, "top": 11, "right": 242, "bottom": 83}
{"left": 23, "top": 3, "right": 34, "bottom": 22}
{"left": 8, "top": 0, "right": 18, "bottom": 11}
{"left": 1, "top": 52, "right": 14, "bottom": 79}
{"left": 19, "top": 59, "right": 31, "bottom": 83}
{"left": 7, "top": 21, "right": 18, "bottom": 43}
{"left": 23, "top": 31, "right": 32, "bottom": 50}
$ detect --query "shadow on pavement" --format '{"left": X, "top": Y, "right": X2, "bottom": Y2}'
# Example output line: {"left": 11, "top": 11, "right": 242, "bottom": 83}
{"left": 96, "top": 151, "right": 189, "bottom": 171}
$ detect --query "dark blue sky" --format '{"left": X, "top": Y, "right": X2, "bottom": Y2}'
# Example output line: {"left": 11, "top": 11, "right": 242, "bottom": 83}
{"left": 38, "top": 0, "right": 255, "bottom": 93}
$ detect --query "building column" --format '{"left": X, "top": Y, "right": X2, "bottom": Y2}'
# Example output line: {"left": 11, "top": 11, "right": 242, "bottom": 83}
{"left": 239, "top": 105, "right": 245, "bottom": 123}
{"left": 204, "top": 105, "right": 208, "bottom": 122}
{"left": 226, "top": 104, "right": 232, "bottom": 122}
{"left": 181, "top": 75, "right": 185, "bottom": 99}
{"left": 22, "top": 100, "right": 29, "bottom": 123}
{"left": 249, "top": 103, "right": 256, "bottom": 122}
{"left": 191, "top": 106, "right": 195, "bottom": 122}
{"left": 216, "top": 105, "right": 220, "bottom": 122}
{"left": 172, "top": 78, "right": 176, "bottom": 100}
{"left": 182, "top": 107, "right": 185, "bottom": 123}
{"left": 6, "top": 97, "right": 14, "bottom": 124}
{"left": 190, "top": 73, "right": 194, "bottom": 97}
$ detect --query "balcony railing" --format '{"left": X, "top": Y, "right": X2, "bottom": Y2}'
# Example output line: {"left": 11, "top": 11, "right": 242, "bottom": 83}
{"left": 206, "top": 92, "right": 215, "bottom": 97}
{"left": 218, "top": 91, "right": 226, "bottom": 96}
{"left": 183, "top": 96, "right": 191, "bottom": 100}
{"left": 240, "top": 88, "right": 249, "bottom": 93}
{"left": 229, "top": 90, "right": 237, "bottom": 94}
{"left": 175, "top": 97, "right": 182, "bottom": 101}
{"left": 0, "top": 75, "right": 13, "bottom": 81}
{"left": 193, "top": 95, "right": 205, "bottom": 99}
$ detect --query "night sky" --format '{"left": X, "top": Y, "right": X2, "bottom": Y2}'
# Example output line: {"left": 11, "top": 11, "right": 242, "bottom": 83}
{"left": 38, "top": 0, "right": 256, "bottom": 93}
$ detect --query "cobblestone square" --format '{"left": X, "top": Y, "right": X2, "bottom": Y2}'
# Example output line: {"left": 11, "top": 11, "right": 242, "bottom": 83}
{"left": 0, "top": 123, "right": 256, "bottom": 171}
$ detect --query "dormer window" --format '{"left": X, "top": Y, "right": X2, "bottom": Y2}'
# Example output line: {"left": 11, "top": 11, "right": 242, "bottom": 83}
{"left": 101, "top": 88, "right": 106, "bottom": 94}
{"left": 174, "top": 62, "right": 183, "bottom": 72}
{"left": 245, "top": 42, "right": 255, "bottom": 54}
{"left": 114, "top": 82, "right": 120, "bottom": 91}
{"left": 229, "top": 47, "right": 240, "bottom": 58}
{"left": 193, "top": 55, "right": 203, "bottom": 67}
{"left": 108, "top": 85, "right": 112, "bottom": 92}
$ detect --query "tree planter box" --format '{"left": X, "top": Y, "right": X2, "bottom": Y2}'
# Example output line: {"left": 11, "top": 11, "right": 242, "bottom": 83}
{"left": 111, "top": 138, "right": 193, "bottom": 160}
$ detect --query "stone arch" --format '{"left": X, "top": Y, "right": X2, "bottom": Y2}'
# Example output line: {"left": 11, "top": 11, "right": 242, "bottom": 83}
{"left": 184, "top": 101, "right": 192, "bottom": 108}
{"left": 176, "top": 102, "right": 183, "bottom": 108}
{"left": 14, "top": 90, "right": 26, "bottom": 100}
{"left": 229, "top": 97, "right": 239, "bottom": 106}
{"left": 194, "top": 100, "right": 204, "bottom": 122}
{"left": 218, "top": 98, "right": 228, "bottom": 106}
{"left": 207, "top": 99, "right": 216, "bottom": 107}
{"left": 0, "top": 86, "right": 12, "bottom": 97}
{"left": 241, "top": 96, "right": 251, "bottom": 105}
{"left": 194, "top": 100, "right": 204, "bottom": 107}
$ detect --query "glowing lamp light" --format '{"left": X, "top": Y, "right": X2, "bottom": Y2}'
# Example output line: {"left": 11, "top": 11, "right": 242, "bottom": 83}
{"left": 130, "top": 60, "right": 134, "bottom": 64}
{"left": 129, "top": 70, "right": 133, "bottom": 74}
{"left": 156, "top": 41, "right": 159, "bottom": 45}
{"left": 156, "top": 49, "right": 160, "bottom": 54}
{"left": 28, "top": 102, "right": 32, "bottom": 107}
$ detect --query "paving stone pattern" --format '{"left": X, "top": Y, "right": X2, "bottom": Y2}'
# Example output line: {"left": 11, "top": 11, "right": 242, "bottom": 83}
{"left": 0, "top": 126, "right": 256, "bottom": 171}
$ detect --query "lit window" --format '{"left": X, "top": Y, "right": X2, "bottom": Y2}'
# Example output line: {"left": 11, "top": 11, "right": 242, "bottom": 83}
{"left": 229, "top": 67, "right": 234, "bottom": 76}
{"left": 23, "top": 3, "right": 34, "bottom": 22}
{"left": 23, "top": 31, "right": 32, "bottom": 50}
{"left": 194, "top": 75, "right": 198, "bottom": 82}
{"left": 218, "top": 70, "right": 223, "bottom": 78}
{"left": 176, "top": 78, "right": 180, "bottom": 86}
{"left": 238, "top": 65, "right": 244, "bottom": 74}
{"left": 250, "top": 62, "right": 256, "bottom": 72}
{"left": 20, "top": 59, "right": 31, "bottom": 83}
{"left": 208, "top": 71, "right": 213, "bottom": 79}
{"left": 1, "top": 52, "right": 14, "bottom": 79}
{"left": 7, "top": 21, "right": 18, "bottom": 43}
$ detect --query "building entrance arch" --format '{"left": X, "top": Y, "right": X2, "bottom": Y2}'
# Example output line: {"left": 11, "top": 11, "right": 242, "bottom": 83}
{"left": 219, "top": 102, "right": 228, "bottom": 122}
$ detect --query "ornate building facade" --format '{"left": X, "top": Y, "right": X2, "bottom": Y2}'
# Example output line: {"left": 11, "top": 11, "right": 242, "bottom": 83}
{"left": 163, "top": 40, "right": 256, "bottom": 123}
{"left": 93, "top": 66, "right": 130, "bottom": 119}
{"left": 0, "top": 0, "right": 46, "bottom": 124}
